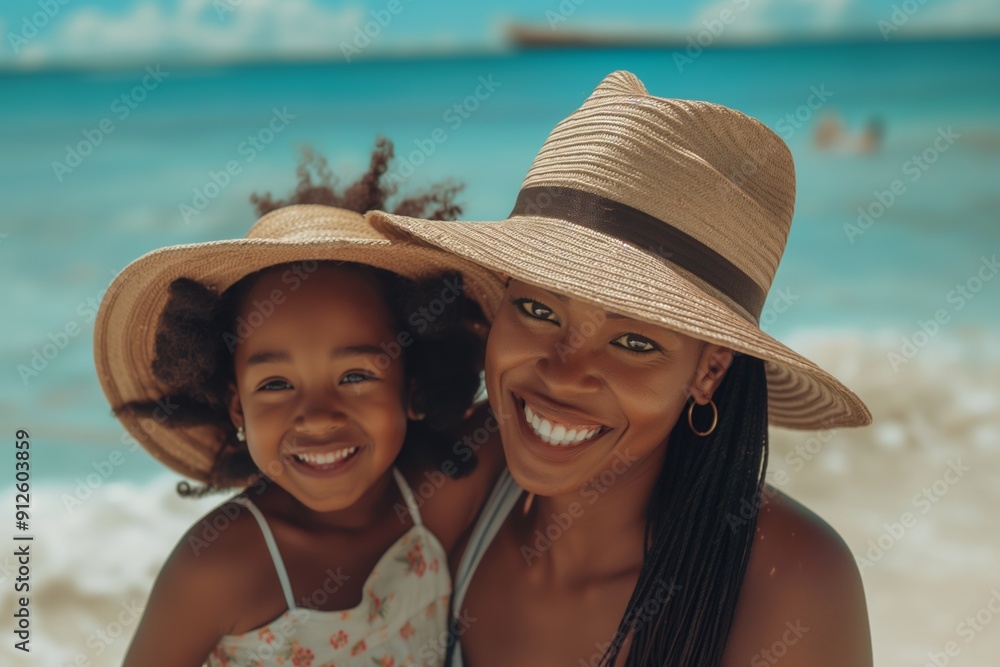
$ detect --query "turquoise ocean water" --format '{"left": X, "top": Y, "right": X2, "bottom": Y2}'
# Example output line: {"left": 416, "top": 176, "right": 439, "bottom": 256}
{"left": 1, "top": 37, "right": 998, "bottom": 482}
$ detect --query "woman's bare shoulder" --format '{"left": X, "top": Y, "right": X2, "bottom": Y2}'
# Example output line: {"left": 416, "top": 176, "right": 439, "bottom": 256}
{"left": 722, "top": 485, "right": 873, "bottom": 667}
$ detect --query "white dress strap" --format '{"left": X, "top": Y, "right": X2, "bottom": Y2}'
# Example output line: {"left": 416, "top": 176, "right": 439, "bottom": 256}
{"left": 451, "top": 468, "right": 521, "bottom": 611}
{"left": 233, "top": 497, "right": 297, "bottom": 611}
{"left": 392, "top": 467, "right": 424, "bottom": 527}
{"left": 446, "top": 468, "right": 523, "bottom": 667}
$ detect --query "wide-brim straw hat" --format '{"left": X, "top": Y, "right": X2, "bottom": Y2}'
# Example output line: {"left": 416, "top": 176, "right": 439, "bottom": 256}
{"left": 94, "top": 204, "right": 505, "bottom": 482}
{"left": 369, "top": 71, "right": 871, "bottom": 430}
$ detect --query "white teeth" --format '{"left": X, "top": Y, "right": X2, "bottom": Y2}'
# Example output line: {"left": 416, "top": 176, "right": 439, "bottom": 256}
{"left": 521, "top": 402, "right": 604, "bottom": 447}
{"left": 294, "top": 447, "right": 358, "bottom": 466}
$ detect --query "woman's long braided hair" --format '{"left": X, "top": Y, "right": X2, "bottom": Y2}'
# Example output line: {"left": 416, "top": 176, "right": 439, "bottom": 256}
{"left": 601, "top": 353, "right": 770, "bottom": 666}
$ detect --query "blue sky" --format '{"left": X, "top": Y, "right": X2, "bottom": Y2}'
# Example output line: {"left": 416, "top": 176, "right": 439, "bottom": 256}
{"left": 2, "top": 0, "right": 998, "bottom": 68}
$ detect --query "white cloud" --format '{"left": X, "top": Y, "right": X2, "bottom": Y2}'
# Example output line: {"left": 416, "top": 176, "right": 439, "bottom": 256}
{"left": 688, "top": 0, "right": 999, "bottom": 41}
{"left": 909, "top": 0, "right": 1000, "bottom": 33}
{"left": 524, "top": 0, "right": 862, "bottom": 43}
{"left": 9, "top": 0, "right": 367, "bottom": 67}
{"left": 691, "top": 0, "right": 856, "bottom": 40}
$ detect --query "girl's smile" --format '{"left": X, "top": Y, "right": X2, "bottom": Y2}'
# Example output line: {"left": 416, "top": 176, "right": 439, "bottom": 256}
{"left": 284, "top": 442, "right": 364, "bottom": 476}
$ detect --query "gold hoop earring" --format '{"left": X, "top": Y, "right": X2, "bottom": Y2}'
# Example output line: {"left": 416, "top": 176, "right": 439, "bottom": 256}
{"left": 236, "top": 426, "right": 245, "bottom": 442}
{"left": 687, "top": 399, "right": 718, "bottom": 437}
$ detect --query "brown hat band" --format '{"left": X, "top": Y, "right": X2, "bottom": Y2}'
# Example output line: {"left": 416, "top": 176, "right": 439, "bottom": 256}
{"left": 510, "top": 186, "right": 766, "bottom": 317}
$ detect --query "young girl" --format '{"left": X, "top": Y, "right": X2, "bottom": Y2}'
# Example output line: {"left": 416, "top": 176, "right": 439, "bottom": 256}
{"left": 94, "top": 142, "right": 505, "bottom": 666}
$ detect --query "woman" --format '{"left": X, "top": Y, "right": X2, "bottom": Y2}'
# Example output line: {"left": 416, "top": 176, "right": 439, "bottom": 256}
{"left": 369, "top": 71, "right": 874, "bottom": 666}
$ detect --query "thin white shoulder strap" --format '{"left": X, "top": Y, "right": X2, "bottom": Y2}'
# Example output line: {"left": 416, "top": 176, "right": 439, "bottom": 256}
{"left": 451, "top": 469, "right": 522, "bottom": 610}
{"left": 392, "top": 467, "right": 424, "bottom": 527}
{"left": 233, "top": 497, "right": 297, "bottom": 610}
{"left": 444, "top": 469, "right": 523, "bottom": 667}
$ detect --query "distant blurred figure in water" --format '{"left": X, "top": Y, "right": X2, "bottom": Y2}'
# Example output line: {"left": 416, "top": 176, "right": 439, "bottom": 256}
{"left": 858, "top": 116, "right": 885, "bottom": 153}
{"left": 813, "top": 112, "right": 845, "bottom": 150}
{"left": 813, "top": 111, "right": 884, "bottom": 153}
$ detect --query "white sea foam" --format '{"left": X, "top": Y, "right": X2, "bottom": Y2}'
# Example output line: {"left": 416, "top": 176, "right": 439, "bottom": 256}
{"left": 0, "top": 477, "right": 219, "bottom": 667}
{"left": 4, "top": 328, "right": 998, "bottom": 666}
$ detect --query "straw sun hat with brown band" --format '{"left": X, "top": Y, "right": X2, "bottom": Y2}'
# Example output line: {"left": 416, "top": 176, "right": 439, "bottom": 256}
{"left": 368, "top": 70, "right": 871, "bottom": 431}
{"left": 94, "top": 204, "right": 505, "bottom": 483}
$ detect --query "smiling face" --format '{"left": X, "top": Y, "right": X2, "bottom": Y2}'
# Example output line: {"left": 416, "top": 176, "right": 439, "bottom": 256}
{"left": 485, "top": 278, "right": 732, "bottom": 497}
{"left": 227, "top": 264, "right": 409, "bottom": 512}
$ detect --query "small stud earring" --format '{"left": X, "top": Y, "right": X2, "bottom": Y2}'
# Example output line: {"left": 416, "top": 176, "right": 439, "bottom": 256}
{"left": 236, "top": 426, "right": 245, "bottom": 442}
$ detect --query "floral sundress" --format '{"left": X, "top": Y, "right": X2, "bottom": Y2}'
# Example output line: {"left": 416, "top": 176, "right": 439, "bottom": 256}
{"left": 206, "top": 469, "right": 451, "bottom": 667}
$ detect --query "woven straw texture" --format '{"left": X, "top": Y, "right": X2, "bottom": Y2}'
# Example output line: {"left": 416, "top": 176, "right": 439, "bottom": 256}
{"left": 369, "top": 71, "right": 871, "bottom": 431}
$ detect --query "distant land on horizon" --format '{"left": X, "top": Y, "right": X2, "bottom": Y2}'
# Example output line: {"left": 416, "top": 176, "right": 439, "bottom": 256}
{"left": 1, "top": 25, "right": 998, "bottom": 74}
{"left": 503, "top": 21, "right": 1000, "bottom": 48}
